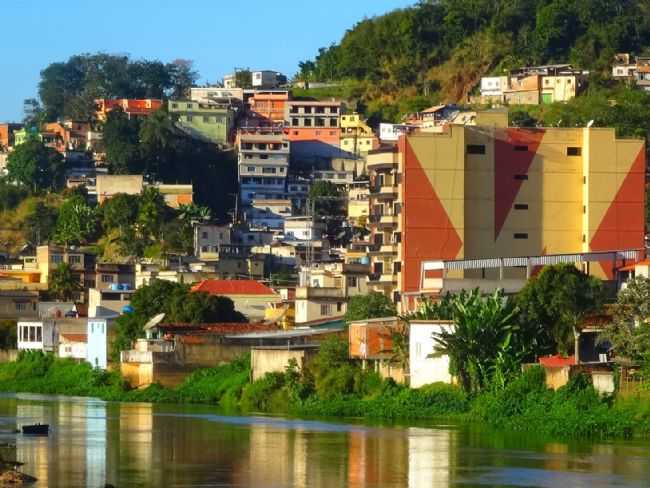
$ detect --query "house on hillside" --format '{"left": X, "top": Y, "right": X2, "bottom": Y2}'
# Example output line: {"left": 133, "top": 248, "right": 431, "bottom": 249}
{"left": 191, "top": 280, "right": 281, "bottom": 320}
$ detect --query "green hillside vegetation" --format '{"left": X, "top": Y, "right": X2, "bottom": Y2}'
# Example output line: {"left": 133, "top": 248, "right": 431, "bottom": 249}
{"left": 297, "top": 0, "right": 650, "bottom": 122}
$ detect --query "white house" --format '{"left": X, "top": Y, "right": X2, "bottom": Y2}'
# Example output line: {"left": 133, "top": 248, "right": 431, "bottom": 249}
{"left": 87, "top": 318, "right": 112, "bottom": 369}
{"left": 58, "top": 334, "right": 87, "bottom": 360}
{"left": 17, "top": 320, "right": 57, "bottom": 352}
{"left": 409, "top": 320, "right": 454, "bottom": 388}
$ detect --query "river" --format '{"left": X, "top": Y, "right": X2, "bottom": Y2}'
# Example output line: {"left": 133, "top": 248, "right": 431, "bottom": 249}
{"left": 0, "top": 393, "right": 648, "bottom": 487}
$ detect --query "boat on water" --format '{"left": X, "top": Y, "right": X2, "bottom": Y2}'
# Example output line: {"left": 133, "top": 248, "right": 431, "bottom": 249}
{"left": 21, "top": 424, "right": 49, "bottom": 435}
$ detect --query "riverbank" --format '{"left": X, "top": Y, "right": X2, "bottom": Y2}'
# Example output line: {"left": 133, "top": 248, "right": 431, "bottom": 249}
{"left": 2, "top": 352, "right": 650, "bottom": 440}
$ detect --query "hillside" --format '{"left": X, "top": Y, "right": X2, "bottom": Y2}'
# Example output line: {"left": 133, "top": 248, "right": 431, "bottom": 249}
{"left": 297, "top": 0, "right": 650, "bottom": 122}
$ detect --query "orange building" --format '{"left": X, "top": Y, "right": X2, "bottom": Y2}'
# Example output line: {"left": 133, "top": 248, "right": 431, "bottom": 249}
{"left": 367, "top": 119, "right": 646, "bottom": 309}
{"left": 284, "top": 99, "right": 342, "bottom": 158}
{"left": 247, "top": 90, "right": 289, "bottom": 124}
{"left": 94, "top": 99, "right": 162, "bottom": 121}
{"left": 0, "top": 123, "right": 22, "bottom": 150}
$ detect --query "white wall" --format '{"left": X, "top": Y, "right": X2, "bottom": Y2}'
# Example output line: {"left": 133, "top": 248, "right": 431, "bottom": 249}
{"left": 409, "top": 321, "right": 454, "bottom": 388}
{"left": 59, "top": 342, "right": 87, "bottom": 360}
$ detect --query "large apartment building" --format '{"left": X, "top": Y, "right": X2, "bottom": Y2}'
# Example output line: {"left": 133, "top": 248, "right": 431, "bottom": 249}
{"left": 285, "top": 100, "right": 341, "bottom": 158}
{"left": 168, "top": 100, "right": 235, "bottom": 145}
{"left": 238, "top": 127, "right": 290, "bottom": 205}
{"left": 367, "top": 123, "right": 646, "bottom": 309}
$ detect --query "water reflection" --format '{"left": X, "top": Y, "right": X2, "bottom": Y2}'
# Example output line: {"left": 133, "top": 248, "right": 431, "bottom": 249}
{"left": 0, "top": 394, "right": 648, "bottom": 487}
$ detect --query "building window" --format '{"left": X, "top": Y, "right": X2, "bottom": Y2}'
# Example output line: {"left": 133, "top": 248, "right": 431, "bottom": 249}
{"left": 101, "top": 274, "right": 114, "bottom": 283}
{"left": 567, "top": 147, "right": 582, "bottom": 156}
{"left": 336, "top": 302, "right": 342, "bottom": 312}
{"left": 304, "top": 107, "right": 312, "bottom": 114}
{"left": 171, "top": 103, "right": 178, "bottom": 109}
{"left": 513, "top": 233, "right": 528, "bottom": 239}
{"left": 514, "top": 145, "right": 528, "bottom": 152}
{"left": 51, "top": 254, "right": 63, "bottom": 264}
{"left": 466, "top": 144, "right": 485, "bottom": 154}
{"left": 514, "top": 203, "right": 528, "bottom": 210}
{"left": 292, "top": 118, "right": 299, "bottom": 126}
{"left": 320, "top": 303, "right": 331, "bottom": 316}
{"left": 203, "top": 116, "right": 209, "bottom": 123}
{"left": 329, "top": 119, "right": 338, "bottom": 127}
{"left": 262, "top": 167, "right": 276, "bottom": 174}
{"left": 186, "top": 115, "right": 193, "bottom": 122}
{"left": 304, "top": 119, "right": 312, "bottom": 127}
{"left": 330, "top": 107, "right": 338, "bottom": 114}
{"left": 347, "top": 276, "right": 357, "bottom": 287}
{"left": 514, "top": 174, "right": 528, "bottom": 180}
{"left": 68, "top": 255, "right": 81, "bottom": 264}
{"left": 248, "top": 166, "right": 255, "bottom": 172}
{"left": 15, "top": 302, "right": 26, "bottom": 312}
{"left": 187, "top": 103, "right": 193, "bottom": 109}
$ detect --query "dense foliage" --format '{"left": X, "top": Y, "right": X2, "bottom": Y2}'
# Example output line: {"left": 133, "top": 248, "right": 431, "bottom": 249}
{"left": 48, "top": 263, "right": 81, "bottom": 301}
{"left": 516, "top": 264, "right": 604, "bottom": 355}
{"left": 6, "top": 138, "right": 65, "bottom": 193}
{"left": 297, "top": 0, "right": 650, "bottom": 120}
{"left": 38, "top": 53, "right": 198, "bottom": 120}
{"left": 345, "top": 292, "right": 397, "bottom": 322}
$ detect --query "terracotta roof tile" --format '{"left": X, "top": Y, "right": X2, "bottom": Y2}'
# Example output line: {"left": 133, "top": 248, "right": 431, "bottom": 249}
{"left": 60, "top": 334, "right": 88, "bottom": 343}
{"left": 539, "top": 355, "right": 575, "bottom": 367}
{"left": 191, "top": 280, "right": 278, "bottom": 296}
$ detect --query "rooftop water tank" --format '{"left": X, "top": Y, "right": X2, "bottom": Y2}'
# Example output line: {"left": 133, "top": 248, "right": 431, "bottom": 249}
{"left": 121, "top": 305, "right": 134, "bottom": 314}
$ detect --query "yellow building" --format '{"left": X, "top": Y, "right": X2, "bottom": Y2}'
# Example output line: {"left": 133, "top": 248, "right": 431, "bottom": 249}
{"left": 367, "top": 124, "right": 646, "bottom": 310}
{"left": 347, "top": 180, "right": 369, "bottom": 226}
{"left": 340, "top": 113, "right": 378, "bottom": 157}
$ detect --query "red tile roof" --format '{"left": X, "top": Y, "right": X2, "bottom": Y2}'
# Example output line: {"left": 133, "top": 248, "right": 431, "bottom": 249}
{"left": 618, "top": 259, "right": 650, "bottom": 272}
{"left": 157, "top": 322, "right": 277, "bottom": 335}
{"left": 192, "top": 280, "right": 278, "bottom": 296}
{"left": 60, "top": 334, "right": 88, "bottom": 343}
{"left": 538, "top": 355, "right": 575, "bottom": 367}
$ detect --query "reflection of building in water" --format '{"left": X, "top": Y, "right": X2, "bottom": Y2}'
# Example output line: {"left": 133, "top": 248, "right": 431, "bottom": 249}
{"left": 16, "top": 399, "right": 111, "bottom": 487}
{"left": 348, "top": 429, "right": 408, "bottom": 487}
{"left": 118, "top": 402, "right": 156, "bottom": 484}
{"left": 245, "top": 424, "right": 308, "bottom": 487}
{"left": 408, "top": 428, "right": 451, "bottom": 488}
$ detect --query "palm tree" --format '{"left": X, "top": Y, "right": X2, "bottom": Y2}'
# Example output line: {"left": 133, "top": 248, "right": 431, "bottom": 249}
{"left": 177, "top": 203, "right": 211, "bottom": 226}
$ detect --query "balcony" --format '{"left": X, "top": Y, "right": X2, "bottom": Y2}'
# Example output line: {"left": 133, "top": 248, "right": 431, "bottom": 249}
{"left": 295, "top": 286, "right": 344, "bottom": 300}
{"left": 370, "top": 185, "right": 398, "bottom": 199}
{"left": 367, "top": 273, "right": 398, "bottom": 285}
{"left": 368, "top": 243, "right": 398, "bottom": 256}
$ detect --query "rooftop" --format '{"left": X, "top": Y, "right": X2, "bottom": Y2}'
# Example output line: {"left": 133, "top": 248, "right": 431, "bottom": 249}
{"left": 192, "top": 279, "right": 278, "bottom": 296}
{"left": 60, "top": 333, "right": 87, "bottom": 343}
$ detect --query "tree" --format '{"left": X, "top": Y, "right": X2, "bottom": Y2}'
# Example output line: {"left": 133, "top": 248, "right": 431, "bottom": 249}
{"left": 48, "top": 262, "right": 81, "bottom": 301}
{"left": 22, "top": 200, "right": 58, "bottom": 245}
{"left": 177, "top": 203, "right": 211, "bottom": 225}
{"left": 102, "top": 109, "right": 141, "bottom": 174}
{"left": 515, "top": 264, "right": 604, "bottom": 356}
{"left": 430, "top": 289, "right": 521, "bottom": 393}
{"left": 309, "top": 181, "right": 344, "bottom": 217}
{"left": 137, "top": 187, "right": 166, "bottom": 241}
{"left": 600, "top": 276, "right": 650, "bottom": 362}
{"left": 168, "top": 59, "right": 199, "bottom": 99}
{"left": 6, "top": 139, "right": 64, "bottom": 192}
{"left": 100, "top": 193, "right": 139, "bottom": 233}
{"left": 345, "top": 292, "right": 397, "bottom": 322}
{"left": 0, "top": 320, "right": 17, "bottom": 350}
{"left": 53, "top": 194, "right": 97, "bottom": 245}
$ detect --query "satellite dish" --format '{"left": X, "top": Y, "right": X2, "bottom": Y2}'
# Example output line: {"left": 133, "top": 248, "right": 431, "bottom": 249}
{"left": 586, "top": 119, "right": 594, "bottom": 128}
{"left": 144, "top": 313, "right": 166, "bottom": 331}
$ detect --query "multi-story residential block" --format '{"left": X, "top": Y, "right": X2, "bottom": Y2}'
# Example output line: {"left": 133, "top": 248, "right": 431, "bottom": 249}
{"left": 88, "top": 286, "right": 135, "bottom": 318}
{"left": 612, "top": 53, "right": 637, "bottom": 80}
{"left": 339, "top": 113, "right": 378, "bottom": 157}
{"left": 94, "top": 263, "right": 135, "bottom": 292}
{"left": 367, "top": 120, "right": 646, "bottom": 310}
{"left": 252, "top": 70, "right": 287, "bottom": 89}
{"left": 36, "top": 245, "right": 93, "bottom": 298}
{"left": 193, "top": 224, "right": 232, "bottom": 258}
{"left": 94, "top": 99, "right": 162, "bottom": 121}
{"left": 238, "top": 127, "right": 290, "bottom": 205}
{"left": 285, "top": 100, "right": 341, "bottom": 158}
{"left": 347, "top": 180, "right": 370, "bottom": 226}
{"left": 294, "top": 262, "right": 369, "bottom": 325}
{"left": 244, "top": 199, "right": 292, "bottom": 230}
{"left": 41, "top": 121, "right": 90, "bottom": 153}
{"left": 168, "top": 100, "right": 236, "bottom": 146}
{"left": 248, "top": 90, "right": 289, "bottom": 124}
{"left": 0, "top": 291, "right": 39, "bottom": 320}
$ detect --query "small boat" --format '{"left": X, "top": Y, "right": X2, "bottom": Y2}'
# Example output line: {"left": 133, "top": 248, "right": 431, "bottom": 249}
{"left": 21, "top": 424, "right": 49, "bottom": 436}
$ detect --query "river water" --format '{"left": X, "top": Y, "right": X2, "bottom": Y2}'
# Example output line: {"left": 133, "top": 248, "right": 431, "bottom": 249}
{"left": 0, "top": 393, "right": 648, "bottom": 487}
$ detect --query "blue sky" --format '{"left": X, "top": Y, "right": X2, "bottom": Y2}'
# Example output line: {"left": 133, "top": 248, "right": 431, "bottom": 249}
{"left": 0, "top": 0, "right": 413, "bottom": 122}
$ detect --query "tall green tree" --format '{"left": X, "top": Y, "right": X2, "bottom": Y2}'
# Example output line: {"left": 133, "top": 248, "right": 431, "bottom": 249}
{"left": 102, "top": 109, "right": 141, "bottom": 174}
{"left": 100, "top": 193, "right": 140, "bottom": 233}
{"left": 6, "top": 139, "right": 64, "bottom": 192}
{"left": 48, "top": 262, "right": 82, "bottom": 301}
{"left": 137, "top": 187, "right": 166, "bottom": 241}
{"left": 515, "top": 264, "right": 604, "bottom": 356}
{"left": 53, "top": 194, "right": 97, "bottom": 245}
